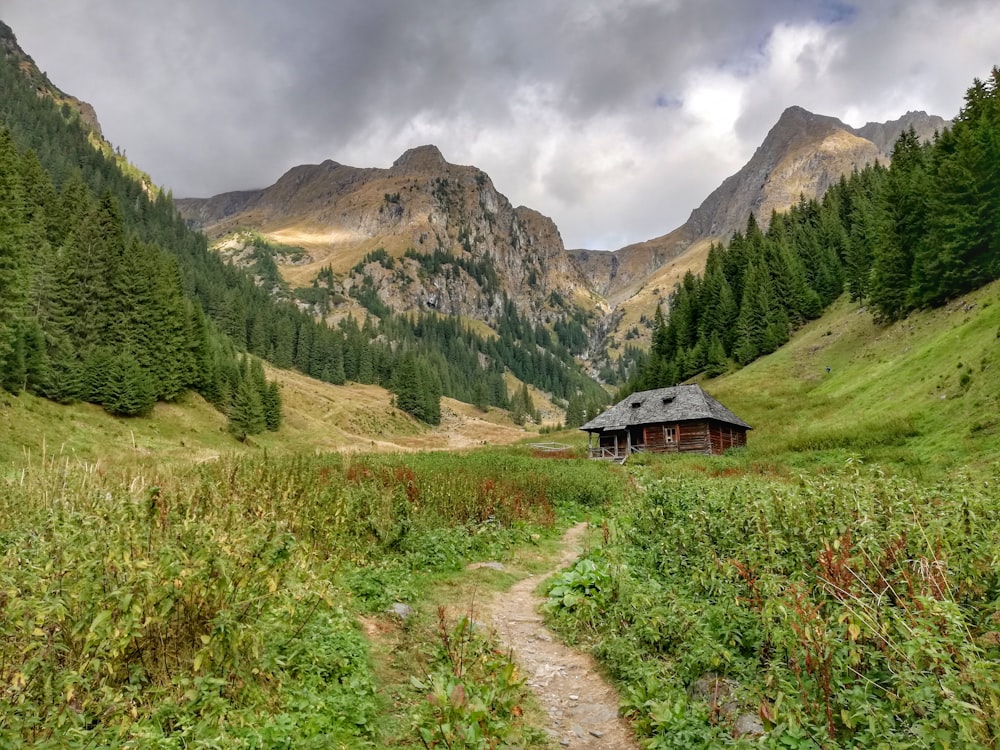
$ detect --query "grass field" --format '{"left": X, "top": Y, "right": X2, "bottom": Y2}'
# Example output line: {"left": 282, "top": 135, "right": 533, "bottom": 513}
{"left": 0, "top": 365, "right": 530, "bottom": 469}
{"left": 3, "top": 279, "right": 1000, "bottom": 747}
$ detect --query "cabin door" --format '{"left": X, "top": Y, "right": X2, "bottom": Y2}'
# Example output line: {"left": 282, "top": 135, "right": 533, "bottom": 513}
{"left": 629, "top": 427, "right": 644, "bottom": 451}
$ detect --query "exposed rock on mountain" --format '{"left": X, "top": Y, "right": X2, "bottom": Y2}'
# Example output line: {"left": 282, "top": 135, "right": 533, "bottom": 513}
{"left": 177, "top": 145, "right": 600, "bottom": 332}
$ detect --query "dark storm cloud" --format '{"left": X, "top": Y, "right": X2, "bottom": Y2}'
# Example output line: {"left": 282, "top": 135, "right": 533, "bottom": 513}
{"left": 4, "top": 1, "right": 999, "bottom": 249}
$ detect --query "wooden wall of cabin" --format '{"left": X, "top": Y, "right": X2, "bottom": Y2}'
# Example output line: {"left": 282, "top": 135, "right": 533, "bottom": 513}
{"left": 640, "top": 421, "right": 712, "bottom": 454}
{"left": 708, "top": 422, "right": 748, "bottom": 454}
{"left": 678, "top": 421, "right": 711, "bottom": 453}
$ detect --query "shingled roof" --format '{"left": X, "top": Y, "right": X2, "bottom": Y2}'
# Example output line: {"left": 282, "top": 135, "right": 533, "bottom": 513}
{"left": 580, "top": 384, "right": 752, "bottom": 432}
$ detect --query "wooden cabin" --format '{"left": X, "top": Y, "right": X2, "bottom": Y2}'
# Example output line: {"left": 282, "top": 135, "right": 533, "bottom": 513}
{"left": 581, "top": 384, "right": 751, "bottom": 461}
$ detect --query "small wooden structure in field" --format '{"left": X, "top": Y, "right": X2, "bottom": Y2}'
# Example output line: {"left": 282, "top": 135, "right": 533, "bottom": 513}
{"left": 581, "top": 384, "right": 751, "bottom": 461}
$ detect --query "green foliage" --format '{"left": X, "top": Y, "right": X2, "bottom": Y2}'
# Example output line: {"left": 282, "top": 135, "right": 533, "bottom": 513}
{"left": 391, "top": 351, "right": 441, "bottom": 425}
{"left": 227, "top": 371, "right": 266, "bottom": 439}
{"left": 509, "top": 382, "right": 538, "bottom": 425}
{"left": 403, "top": 246, "right": 500, "bottom": 294}
{"left": 0, "top": 465, "right": 378, "bottom": 747}
{"left": 545, "top": 467, "right": 1000, "bottom": 747}
{"left": 545, "top": 557, "right": 615, "bottom": 633}
{"left": 0, "top": 63, "right": 279, "bottom": 424}
{"left": 351, "top": 247, "right": 395, "bottom": 274}
{"left": 226, "top": 356, "right": 280, "bottom": 439}
{"left": 102, "top": 352, "right": 156, "bottom": 416}
{"left": 410, "top": 610, "right": 536, "bottom": 748}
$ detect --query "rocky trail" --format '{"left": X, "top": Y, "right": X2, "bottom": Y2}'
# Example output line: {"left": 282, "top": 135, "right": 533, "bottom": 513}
{"left": 479, "top": 523, "right": 637, "bottom": 749}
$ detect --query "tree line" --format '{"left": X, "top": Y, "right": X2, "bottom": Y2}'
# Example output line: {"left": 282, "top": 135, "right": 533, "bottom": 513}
{"left": 630, "top": 67, "right": 1000, "bottom": 394}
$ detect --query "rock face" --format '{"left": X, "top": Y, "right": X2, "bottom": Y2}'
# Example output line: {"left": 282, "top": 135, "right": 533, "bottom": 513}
{"left": 177, "top": 145, "right": 599, "bottom": 330}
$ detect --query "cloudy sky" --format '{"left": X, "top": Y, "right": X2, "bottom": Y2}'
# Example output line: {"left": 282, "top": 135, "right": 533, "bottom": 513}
{"left": 4, "top": 1, "right": 999, "bottom": 250}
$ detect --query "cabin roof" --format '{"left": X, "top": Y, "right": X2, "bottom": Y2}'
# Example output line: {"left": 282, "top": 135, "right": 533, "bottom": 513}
{"left": 580, "top": 384, "right": 752, "bottom": 433}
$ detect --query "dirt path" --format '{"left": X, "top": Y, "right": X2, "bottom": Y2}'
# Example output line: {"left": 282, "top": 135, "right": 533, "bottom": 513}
{"left": 481, "top": 523, "right": 638, "bottom": 749}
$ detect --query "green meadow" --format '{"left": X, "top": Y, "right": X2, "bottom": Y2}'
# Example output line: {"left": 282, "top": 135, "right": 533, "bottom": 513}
{"left": 3, "top": 284, "right": 1000, "bottom": 748}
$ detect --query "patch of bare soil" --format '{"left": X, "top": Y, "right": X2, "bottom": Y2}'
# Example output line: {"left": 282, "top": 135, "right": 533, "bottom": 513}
{"left": 481, "top": 523, "right": 638, "bottom": 749}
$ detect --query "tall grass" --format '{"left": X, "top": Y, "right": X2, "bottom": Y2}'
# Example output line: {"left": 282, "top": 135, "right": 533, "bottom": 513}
{"left": 0, "top": 449, "right": 628, "bottom": 747}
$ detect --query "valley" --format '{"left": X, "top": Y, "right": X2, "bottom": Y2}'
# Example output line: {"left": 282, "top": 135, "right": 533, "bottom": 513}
{"left": 1, "top": 14, "right": 999, "bottom": 750}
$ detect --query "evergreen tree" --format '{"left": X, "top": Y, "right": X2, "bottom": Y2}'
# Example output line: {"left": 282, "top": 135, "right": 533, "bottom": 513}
{"left": 356, "top": 341, "right": 375, "bottom": 384}
{"left": 473, "top": 378, "right": 491, "bottom": 412}
{"left": 564, "top": 393, "right": 586, "bottom": 428}
{"left": 262, "top": 380, "right": 282, "bottom": 432}
{"left": 391, "top": 352, "right": 440, "bottom": 425}
{"left": 868, "top": 129, "right": 930, "bottom": 321}
{"left": 228, "top": 374, "right": 266, "bottom": 440}
{"left": 0, "top": 129, "right": 27, "bottom": 371}
{"left": 704, "top": 332, "right": 728, "bottom": 378}
{"left": 103, "top": 352, "right": 156, "bottom": 417}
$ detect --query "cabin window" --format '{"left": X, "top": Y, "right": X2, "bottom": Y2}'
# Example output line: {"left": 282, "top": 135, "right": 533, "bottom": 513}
{"left": 630, "top": 401, "right": 642, "bottom": 408}
{"left": 662, "top": 396, "right": 674, "bottom": 405}
{"left": 665, "top": 425, "right": 676, "bottom": 443}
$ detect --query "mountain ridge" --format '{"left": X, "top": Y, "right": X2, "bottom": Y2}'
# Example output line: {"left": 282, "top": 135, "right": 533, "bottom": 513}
{"left": 0, "top": 20, "right": 103, "bottom": 136}
{"left": 572, "top": 106, "right": 950, "bottom": 302}
{"left": 177, "top": 145, "right": 602, "bottom": 336}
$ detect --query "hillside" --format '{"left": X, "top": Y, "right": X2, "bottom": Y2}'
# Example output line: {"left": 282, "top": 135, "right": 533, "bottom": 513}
{"left": 0, "top": 365, "right": 532, "bottom": 468}
{"left": 706, "top": 280, "right": 1000, "bottom": 476}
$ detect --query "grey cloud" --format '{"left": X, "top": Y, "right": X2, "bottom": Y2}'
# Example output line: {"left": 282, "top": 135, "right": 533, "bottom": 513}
{"left": 4, "top": 0, "right": 999, "bottom": 249}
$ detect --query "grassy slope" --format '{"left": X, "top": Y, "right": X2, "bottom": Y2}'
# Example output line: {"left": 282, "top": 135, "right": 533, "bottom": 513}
{"left": 706, "top": 279, "right": 1000, "bottom": 477}
{"left": 0, "top": 363, "right": 529, "bottom": 469}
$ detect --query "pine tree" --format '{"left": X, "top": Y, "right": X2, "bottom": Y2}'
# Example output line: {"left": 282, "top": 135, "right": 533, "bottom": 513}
{"left": 228, "top": 374, "right": 266, "bottom": 440}
{"left": 0, "top": 129, "right": 27, "bottom": 372}
{"left": 867, "top": 128, "right": 930, "bottom": 321}
{"left": 473, "top": 378, "right": 490, "bottom": 412}
{"left": 103, "top": 352, "right": 156, "bottom": 417}
{"left": 564, "top": 393, "right": 585, "bottom": 428}
{"left": 357, "top": 341, "right": 375, "bottom": 384}
{"left": 0, "top": 320, "right": 25, "bottom": 393}
{"left": 705, "top": 332, "right": 728, "bottom": 378}
{"left": 392, "top": 353, "right": 436, "bottom": 423}
{"left": 262, "top": 380, "right": 282, "bottom": 431}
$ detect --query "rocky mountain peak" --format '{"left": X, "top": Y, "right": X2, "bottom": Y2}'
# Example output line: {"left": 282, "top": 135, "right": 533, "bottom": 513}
{"left": 765, "top": 106, "right": 849, "bottom": 154}
{"left": 853, "top": 110, "right": 948, "bottom": 157}
{"left": 391, "top": 144, "right": 449, "bottom": 174}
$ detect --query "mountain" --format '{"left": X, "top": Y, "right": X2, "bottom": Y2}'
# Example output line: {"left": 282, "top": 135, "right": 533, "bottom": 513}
{"left": 179, "top": 104, "right": 948, "bottom": 383}
{"left": 572, "top": 106, "right": 950, "bottom": 303}
{"left": 177, "top": 145, "right": 601, "bottom": 332}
